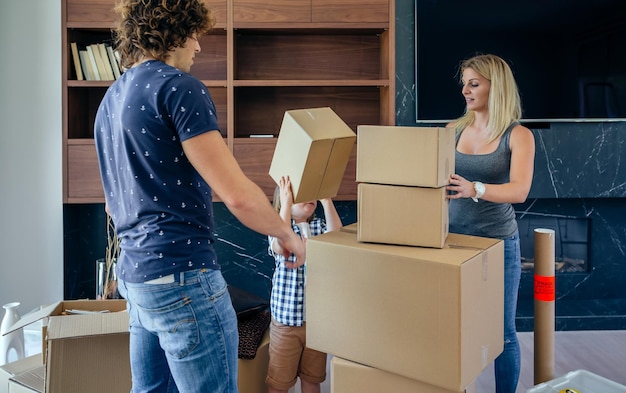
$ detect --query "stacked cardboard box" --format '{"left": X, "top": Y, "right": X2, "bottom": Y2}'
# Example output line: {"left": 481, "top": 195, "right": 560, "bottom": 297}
{"left": 356, "top": 125, "right": 456, "bottom": 248}
{"left": 306, "top": 125, "right": 505, "bottom": 392}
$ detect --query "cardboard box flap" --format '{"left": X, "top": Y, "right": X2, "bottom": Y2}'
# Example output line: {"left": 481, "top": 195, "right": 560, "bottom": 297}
{"left": 3, "top": 300, "right": 127, "bottom": 336}
{"left": 10, "top": 365, "right": 45, "bottom": 393}
{"left": 2, "top": 302, "right": 64, "bottom": 336}
{"left": 0, "top": 355, "right": 42, "bottom": 375}
{"left": 317, "top": 137, "right": 355, "bottom": 197}
{"left": 47, "top": 310, "right": 129, "bottom": 340}
{"left": 284, "top": 107, "right": 355, "bottom": 139}
{"left": 313, "top": 229, "right": 494, "bottom": 267}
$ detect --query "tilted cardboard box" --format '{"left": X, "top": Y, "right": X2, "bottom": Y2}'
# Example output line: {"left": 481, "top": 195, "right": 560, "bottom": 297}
{"left": 269, "top": 107, "right": 356, "bottom": 203}
{"left": 4, "top": 300, "right": 130, "bottom": 393}
{"left": 306, "top": 230, "right": 504, "bottom": 391}
{"left": 357, "top": 125, "right": 455, "bottom": 188}
{"left": 358, "top": 183, "right": 448, "bottom": 248}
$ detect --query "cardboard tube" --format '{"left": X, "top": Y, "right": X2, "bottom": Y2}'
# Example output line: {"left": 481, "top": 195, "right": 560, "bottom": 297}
{"left": 533, "top": 228, "right": 556, "bottom": 384}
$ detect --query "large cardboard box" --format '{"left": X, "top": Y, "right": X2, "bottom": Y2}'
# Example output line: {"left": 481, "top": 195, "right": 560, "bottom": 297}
{"left": 238, "top": 329, "right": 270, "bottom": 393}
{"left": 356, "top": 125, "right": 455, "bottom": 188}
{"left": 358, "top": 183, "right": 448, "bottom": 248}
{"left": 5, "top": 300, "right": 130, "bottom": 393}
{"left": 269, "top": 107, "right": 356, "bottom": 203}
{"left": 306, "top": 230, "right": 504, "bottom": 391}
{"left": 331, "top": 357, "right": 475, "bottom": 393}
{"left": 0, "top": 355, "right": 41, "bottom": 393}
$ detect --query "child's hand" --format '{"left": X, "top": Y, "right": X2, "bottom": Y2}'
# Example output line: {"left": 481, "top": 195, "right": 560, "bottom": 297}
{"left": 279, "top": 176, "right": 294, "bottom": 207}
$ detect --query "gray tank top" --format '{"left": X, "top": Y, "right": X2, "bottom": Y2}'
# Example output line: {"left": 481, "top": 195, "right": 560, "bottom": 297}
{"left": 449, "top": 123, "right": 518, "bottom": 239}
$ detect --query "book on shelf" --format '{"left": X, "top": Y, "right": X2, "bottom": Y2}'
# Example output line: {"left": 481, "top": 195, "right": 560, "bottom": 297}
{"left": 90, "top": 44, "right": 112, "bottom": 81}
{"left": 106, "top": 45, "right": 122, "bottom": 79}
{"left": 78, "top": 49, "right": 95, "bottom": 80}
{"left": 70, "top": 42, "right": 84, "bottom": 80}
{"left": 96, "top": 43, "right": 115, "bottom": 81}
{"left": 85, "top": 45, "right": 101, "bottom": 80}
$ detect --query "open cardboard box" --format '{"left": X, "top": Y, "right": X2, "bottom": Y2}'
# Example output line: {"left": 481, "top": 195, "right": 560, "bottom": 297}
{"left": 3, "top": 300, "right": 130, "bottom": 393}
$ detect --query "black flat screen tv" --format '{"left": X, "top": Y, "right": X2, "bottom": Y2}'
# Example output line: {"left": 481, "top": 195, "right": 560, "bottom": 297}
{"left": 415, "top": 0, "right": 626, "bottom": 122}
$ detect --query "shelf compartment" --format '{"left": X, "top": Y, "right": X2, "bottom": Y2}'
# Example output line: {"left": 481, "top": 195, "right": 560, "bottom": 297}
{"left": 66, "top": 86, "right": 226, "bottom": 140}
{"left": 66, "top": 0, "right": 117, "bottom": 26}
{"left": 208, "top": 87, "right": 228, "bottom": 138}
{"left": 67, "top": 87, "right": 107, "bottom": 139}
{"left": 190, "top": 33, "right": 228, "bottom": 81}
{"left": 66, "top": 142, "right": 104, "bottom": 202}
{"left": 67, "top": 29, "right": 116, "bottom": 81}
{"left": 235, "top": 33, "right": 384, "bottom": 80}
{"left": 234, "top": 0, "right": 310, "bottom": 23}
{"left": 234, "top": 86, "right": 381, "bottom": 137}
{"left": 66, "top": 0, "right": 227, "bottom": 28}
{"left": 312, "top": 0, "right": 389, "bottom": 23}
{"left": 233, "top": 138, "right": 278, "bottom": 196}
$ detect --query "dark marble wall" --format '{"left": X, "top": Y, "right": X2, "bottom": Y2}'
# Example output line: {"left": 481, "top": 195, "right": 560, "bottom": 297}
{"left": 64, "top": 2, "right": 626, "bottom": 332}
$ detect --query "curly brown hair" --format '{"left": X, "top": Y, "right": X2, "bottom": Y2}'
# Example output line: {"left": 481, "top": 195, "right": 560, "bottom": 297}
{"left": 113, "top": 0, "right": 215, "bottom": 69}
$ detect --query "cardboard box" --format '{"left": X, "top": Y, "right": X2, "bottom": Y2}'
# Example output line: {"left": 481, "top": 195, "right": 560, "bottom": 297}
{"left": 238, "top": 329, "right": 269, "bottom": 393}
{"left": 7, "top": 367, "right": 43, "bottom": 393}
{"left": 306, "top": 230, "right": 504, "bottom": 391}
{"left": 0, "top": 355, "right": 41, "bottom": 393}
{"left": 358, "top": 183, "right": 448, "bottom": 248}
{"left": 331, "top": 357, "right": 475, "bottom": 393}
{"left": 5, "top": 300, "right": 130, "bottom": 393}
{"left": 356, "top": 125, "right": 455, "bottom": 188}
{"left": 269, "top": 107, "right": 356, "bottom": 203}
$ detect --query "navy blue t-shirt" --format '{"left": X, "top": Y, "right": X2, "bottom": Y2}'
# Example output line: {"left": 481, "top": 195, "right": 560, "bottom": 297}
{"left": 94, "top": 60, "right": 221, "bottom": 283}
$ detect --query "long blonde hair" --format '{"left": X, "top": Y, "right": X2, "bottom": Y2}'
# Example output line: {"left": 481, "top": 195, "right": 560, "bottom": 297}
{"left": 453, "top": 54, "right": 522, "bottom": 142}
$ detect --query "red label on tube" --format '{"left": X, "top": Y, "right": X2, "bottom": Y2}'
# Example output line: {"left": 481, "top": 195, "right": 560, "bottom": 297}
{"left": 534, "top": 274, "right": 555, "bottom": 302}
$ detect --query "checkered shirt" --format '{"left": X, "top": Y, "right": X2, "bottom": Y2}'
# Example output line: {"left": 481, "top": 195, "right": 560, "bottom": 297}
{"left": 268, "top": 217, "right": 326, "bottom": 326}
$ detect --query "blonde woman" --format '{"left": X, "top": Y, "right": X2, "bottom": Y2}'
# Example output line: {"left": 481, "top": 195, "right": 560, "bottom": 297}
{"left": 446, "top": 54, "right": 535, "bottom": 393}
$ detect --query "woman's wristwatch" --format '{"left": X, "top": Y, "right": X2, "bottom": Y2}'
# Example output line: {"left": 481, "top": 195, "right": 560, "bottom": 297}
{"left": 471, "top": 181, "right": 485, "bottom": 202}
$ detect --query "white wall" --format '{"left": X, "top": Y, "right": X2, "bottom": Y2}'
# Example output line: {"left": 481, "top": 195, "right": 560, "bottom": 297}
{"left": 0, "top": 1, "right": 63, "bottom": 315}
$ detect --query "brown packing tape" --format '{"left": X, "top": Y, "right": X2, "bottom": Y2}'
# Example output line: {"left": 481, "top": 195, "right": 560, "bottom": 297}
{"left": 534, "top": 228, "right": 556, "bottom": 385}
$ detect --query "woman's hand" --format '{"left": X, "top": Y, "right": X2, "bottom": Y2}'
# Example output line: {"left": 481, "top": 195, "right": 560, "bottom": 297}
{"left": 446, "top": 173, "right": 476, "bottom": 200}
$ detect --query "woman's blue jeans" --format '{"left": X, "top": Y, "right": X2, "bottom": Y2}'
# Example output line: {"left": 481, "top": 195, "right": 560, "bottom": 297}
{"left": 494, "top": 231, "right": 522, "bottom": 393}
{"left": 118, "top": 268, "right": 239, "bottom": 393}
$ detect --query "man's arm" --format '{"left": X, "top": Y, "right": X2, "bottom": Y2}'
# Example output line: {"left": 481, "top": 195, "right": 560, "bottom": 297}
{"left": 182, "top": 131, "right": 305, "bottom": 266}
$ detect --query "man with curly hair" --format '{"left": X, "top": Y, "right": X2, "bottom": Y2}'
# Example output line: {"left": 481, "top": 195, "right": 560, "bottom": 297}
{"left": 94, "top": 1, "right": 305, "bottom": 392}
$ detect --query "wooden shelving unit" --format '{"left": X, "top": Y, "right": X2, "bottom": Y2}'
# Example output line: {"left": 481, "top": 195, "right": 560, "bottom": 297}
{"left": 62, "top": 0, "right": 395, "bottom": 203}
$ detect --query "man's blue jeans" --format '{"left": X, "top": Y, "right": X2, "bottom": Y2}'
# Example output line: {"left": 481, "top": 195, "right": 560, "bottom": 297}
{"left": 494, "top": 231, "right": 522, "bottom": 393}
{"left": 118, "top": 268, "right": 239, "bottom": 393}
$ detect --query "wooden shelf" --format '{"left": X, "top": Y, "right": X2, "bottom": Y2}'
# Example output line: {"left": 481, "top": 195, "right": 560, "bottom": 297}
{"left": 62, "top": 0, "right": 395, "bottom": 203}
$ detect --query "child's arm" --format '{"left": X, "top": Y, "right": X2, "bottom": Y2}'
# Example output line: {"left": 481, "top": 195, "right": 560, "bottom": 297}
{"left": 271, "top": 176, "right": 297, "bottom": 256}
{"left": 320, "top": 198, "right": 342, "bottom": 232}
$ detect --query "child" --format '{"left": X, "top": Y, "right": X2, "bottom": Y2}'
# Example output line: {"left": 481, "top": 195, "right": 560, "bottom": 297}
{"left": 266, "top": 175, "right": 343, "bottom": 393}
